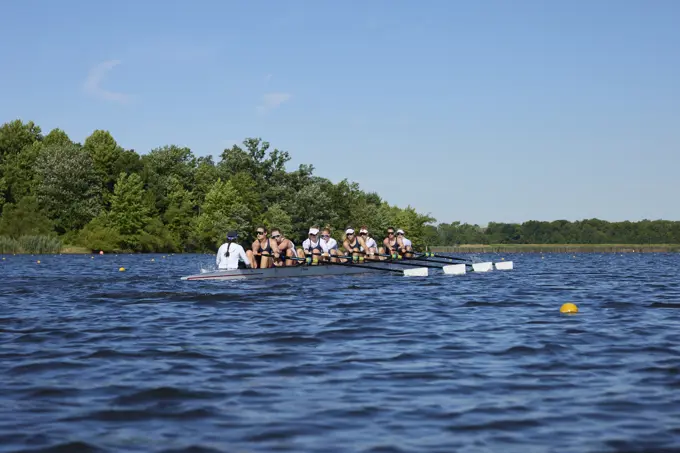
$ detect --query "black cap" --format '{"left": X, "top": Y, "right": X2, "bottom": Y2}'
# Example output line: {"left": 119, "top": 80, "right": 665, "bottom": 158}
{"left": 226, "top": 231, "right": 238, "bottom": 239}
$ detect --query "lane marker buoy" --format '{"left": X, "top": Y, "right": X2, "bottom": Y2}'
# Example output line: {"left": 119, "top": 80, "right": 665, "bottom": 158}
{"left": 560, "top": 303, "right": 578, "bottom": 314}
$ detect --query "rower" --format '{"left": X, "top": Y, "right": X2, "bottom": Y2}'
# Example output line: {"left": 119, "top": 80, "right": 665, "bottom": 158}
{"left": 250, "top": 226, "right": 279, "bottom": 268}
{"left": 343, "top": 227, "right": 370, "bottom": 261}
{"left": 359, "top": 226, "right": 378, "bottom": 257}
{"left": 319, "top": 227, "right": 339, "bottom": 262}
{"left": 396, "top": 228, "right": 414, "bottom": 258}
{"left": 216, "top": 231, "right": 251, "bottom": 270}
{"left": 298, "top": 226, "right": 323, "bottom": 265}
{"left": 270, "top": 227, "right": 297, "bottom": 266}
{"left": 381, "top": 226, "right": 400, "bottom": 258}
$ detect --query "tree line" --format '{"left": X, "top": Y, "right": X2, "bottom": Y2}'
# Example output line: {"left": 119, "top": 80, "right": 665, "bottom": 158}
{"left": 0, "top": 119, "right": 435, "bottom": 253}
{"left": 2, "top": 119, "right": 677, "bottom": 254}
{"left": 425, "top": 219, "right": 680, "bottom": 245}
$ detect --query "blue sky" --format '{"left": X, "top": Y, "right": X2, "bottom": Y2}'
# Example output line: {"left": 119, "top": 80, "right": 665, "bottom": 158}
{"left": 2, "top": 0, "right": 679, "bottom": 225}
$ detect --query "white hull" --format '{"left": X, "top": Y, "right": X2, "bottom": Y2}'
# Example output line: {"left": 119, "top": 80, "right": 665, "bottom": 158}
{"left": 181, "top": 261, "right": 410, "bottom": 281}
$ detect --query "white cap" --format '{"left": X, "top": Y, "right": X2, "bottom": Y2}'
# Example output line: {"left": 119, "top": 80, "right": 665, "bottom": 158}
{"left": 345, "top": 228, "right": 355, "bottom": 234}
{"left": 308, "top": 228, "right": 319, "bottom": 235}
{"left": 397, "top": 229, "right": 405, "bottom": 234}
{"left": 359, "top": 228, "right": 368, "bottom": 234}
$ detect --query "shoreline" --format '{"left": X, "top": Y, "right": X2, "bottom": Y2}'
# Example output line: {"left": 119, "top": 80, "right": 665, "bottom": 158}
{"left": 430, "top": 244, "right": 680, "bottom": 253}
{"left": 3, "top": 244, "right": 679, "bottom": 255}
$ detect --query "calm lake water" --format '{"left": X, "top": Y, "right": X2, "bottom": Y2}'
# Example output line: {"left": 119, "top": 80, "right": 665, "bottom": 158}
{"left": 1, "top": 252, "right": 679, "bottom": 453}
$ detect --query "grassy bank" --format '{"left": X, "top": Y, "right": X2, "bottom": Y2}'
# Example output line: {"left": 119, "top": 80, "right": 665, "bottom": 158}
{"left": 430, "top": 244, "right": 680, "bottom": 253}
{"left": 0, "top": 236, "right": 91, "bottom": 254}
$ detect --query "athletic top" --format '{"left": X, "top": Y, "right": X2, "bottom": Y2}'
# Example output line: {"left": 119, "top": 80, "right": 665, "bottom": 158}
{"left": 302, "top": 238, "right": 323, "bottom": 252}
{"left": 402, "top": 237, "right": 412, "bottom": 247}
{"left": 320, "top": 237, "right": 338, "bottom": 253}
{"left": 216, "top": 242, "right": 249, "bottom": 270}
{"left": 384, "top": 237, "right": 399, "bottom": 252}
{"left": 276, "top": 239, "right": 298, "bottom": 258}
{"left": 255, "top": 239, "right": 273, "bottom": 254}
{"left": 364, "top": 237, "right": 377, "bottom": 249}
{"left": 346, "top": 238, "right": 361, "bottom": 250}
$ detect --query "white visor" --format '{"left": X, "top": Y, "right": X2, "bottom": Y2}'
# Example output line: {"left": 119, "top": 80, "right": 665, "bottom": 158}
{"left": 345, "top": 228, "right": 355, "bottom": 234}
{"left": 397, "top": 229, "right": 405, "bottom": 234}
{"left": 308, "top": 228, "right": 319, "bottom": 235}
{"left": 359, "top": 229, "right": 368, "bottom": 234}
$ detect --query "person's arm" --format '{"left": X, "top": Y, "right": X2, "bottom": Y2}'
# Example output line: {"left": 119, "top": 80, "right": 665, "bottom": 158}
{"left": 272, "top": 240, "right": 281, "bottom": 258}
{"left": 358, "top": 237, "right": 370, "bottom": 254}
{"left": 239, "top": 246, "right": 250, "bottom": 267}
{"left": 216, "top": 245, "right": 223, "bottom": 266}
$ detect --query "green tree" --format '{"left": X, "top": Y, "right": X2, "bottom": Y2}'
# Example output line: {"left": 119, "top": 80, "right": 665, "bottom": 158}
{"left": 34, "top": 143, "right": 101, "bottom": 233}
{"left": 0, "top": 196, "right": 53, "bottom": 237}
{"left": 191, "top": 178, "right": 253, "bottom": 249}
{"left": 109, "top": 172, "right": 151, "bottom": 249}
{"left": 83, "top": 130, "right": 126, "bottom": 203}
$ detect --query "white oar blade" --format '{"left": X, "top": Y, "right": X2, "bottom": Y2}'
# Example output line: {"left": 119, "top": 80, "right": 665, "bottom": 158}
{"left": 494, "top": 261, "right": 514, "bottom": 270}
{"left": 443, "top": 264, "right": 466, "bottom": 275}
{"left": 404, "top": 267, "right": 428, "bottom": 277}
{"left": 472, "top": 262, "right": 493, "bottom": 272}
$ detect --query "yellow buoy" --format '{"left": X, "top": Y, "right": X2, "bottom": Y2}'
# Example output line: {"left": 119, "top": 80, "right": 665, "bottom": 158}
{"left": 119, "top": 267, "right": 125, "bottom": 272}
{"left": 560, "top": 303, "right": 578, "bottom": 314}
{"left": 37, "top": 260, "right": 41, "bottom": 264}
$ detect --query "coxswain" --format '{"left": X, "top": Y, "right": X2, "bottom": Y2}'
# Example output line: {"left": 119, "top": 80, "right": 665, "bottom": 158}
{"left": 216, "top": 231, "right": 251, "bottom": 270}
{"left": 250, "top": 226, "right": 279, "bottom": 268}
{"left": 298, "top": 225, "right": 324, "bottom": 264}
{"left": 270, "top": 227, "right": 297, "bottom": 266}
{"left": 319, "top": 227, "right": 339, "bottom": 262}
{"left": 396, "top": 228, "right": 413, "bottom": 257}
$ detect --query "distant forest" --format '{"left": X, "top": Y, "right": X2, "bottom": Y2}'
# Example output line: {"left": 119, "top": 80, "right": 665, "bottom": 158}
{"left": 1, "top": 119, "right": 678, "bottom": 253}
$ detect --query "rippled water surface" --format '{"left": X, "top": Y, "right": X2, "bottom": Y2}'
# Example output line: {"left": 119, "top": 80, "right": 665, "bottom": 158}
{"left": 2, "top": 252, "right": 680, "bottom": 453}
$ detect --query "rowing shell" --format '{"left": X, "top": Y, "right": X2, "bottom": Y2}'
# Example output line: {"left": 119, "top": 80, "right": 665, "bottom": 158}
{"left": 181, "top": 261, "right": 428, "bottom": 281}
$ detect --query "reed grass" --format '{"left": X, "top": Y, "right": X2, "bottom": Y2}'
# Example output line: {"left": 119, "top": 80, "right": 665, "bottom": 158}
{"left": 0, "top": 235, "right": 63, "bottom": 254}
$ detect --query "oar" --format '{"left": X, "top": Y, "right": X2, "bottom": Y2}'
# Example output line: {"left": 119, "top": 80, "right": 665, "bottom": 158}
{"left": 417, "top": 252, "right": 471, "bottom": 262}
{"left": 361, "top": 256, "right": 446, "bottom": 270}
{"left": 324, "top": 258, "right": 428, "bottom": 277}
{"left": 417, "top": 252, "right": 513, "bottom": 271}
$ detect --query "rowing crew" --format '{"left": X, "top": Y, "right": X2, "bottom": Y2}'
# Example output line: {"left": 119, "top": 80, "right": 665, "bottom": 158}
{"left": 215, "top": 226, "right": 414, "bottom": 270}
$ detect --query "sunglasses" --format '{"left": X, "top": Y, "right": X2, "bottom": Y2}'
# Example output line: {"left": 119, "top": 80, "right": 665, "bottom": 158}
{"left": 360, "top": 232, "right": 367, "bottom": 235}
{"left": 387, "top": 231, "right": 394, "bottom": 234}
{"left": 271, "top": 234, "right": 281, "bottom": 238}
{"left": 256, "top": 231, "right": 265, "bottom": 235}
{"left": 347, "top": 233, "right": 354, "bottom": 236}
{"left": 321, "top": 234, "right": 330, "bottom": 238}
{"left": 397, "top": 233, "right": 404, "bottom": 236}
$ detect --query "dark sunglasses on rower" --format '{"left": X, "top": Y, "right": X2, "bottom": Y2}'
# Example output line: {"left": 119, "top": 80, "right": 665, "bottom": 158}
{"left": 257, "top": 231, "right": 265, "bottom": 234}
{"left": 271, "top": 234, "right": 280, "bottom": 238}
{"left": 321, "top": 235, "right": 330, "bottom": 238}
{"left": 387, "top": 231, "right": 394, "bottom": 235}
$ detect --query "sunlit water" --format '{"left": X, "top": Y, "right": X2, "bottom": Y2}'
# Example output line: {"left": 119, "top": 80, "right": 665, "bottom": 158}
{"left": 1, "top": 252, "right": 679, "bottom": 453}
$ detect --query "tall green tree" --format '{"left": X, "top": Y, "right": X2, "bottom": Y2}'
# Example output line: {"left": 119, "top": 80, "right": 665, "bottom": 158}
{"left": 191, "top": 178, "right": 253, "bottom": 249}
{"left": 83, "top": 130, "right": 125, "bottom": 203}
{"left": 34, "top": 143, "right": 101, "bottom": 233}
{"left": 109, "top": 172, "right": 151, "bottom": 249}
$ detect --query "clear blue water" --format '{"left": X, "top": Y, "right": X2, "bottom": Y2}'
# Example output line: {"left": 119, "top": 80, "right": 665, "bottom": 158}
{"left": 1, "top": 252, "right": 679, "bottom": 453}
